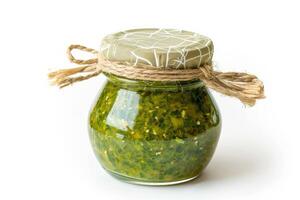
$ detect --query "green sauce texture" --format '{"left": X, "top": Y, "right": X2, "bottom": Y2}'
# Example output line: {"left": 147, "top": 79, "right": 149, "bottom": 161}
{"left": 89, "top": 76, "right": 221, "bottom": 183}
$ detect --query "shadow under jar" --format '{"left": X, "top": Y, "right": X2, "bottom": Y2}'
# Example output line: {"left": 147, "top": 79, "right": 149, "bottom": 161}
{"left": 88, "top": 28, "right": 222, "bottom": 185}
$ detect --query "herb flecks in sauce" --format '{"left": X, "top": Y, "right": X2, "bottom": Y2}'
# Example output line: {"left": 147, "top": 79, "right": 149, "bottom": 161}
{"left": 89, "top": 77, "right": 221, "bottom": 183}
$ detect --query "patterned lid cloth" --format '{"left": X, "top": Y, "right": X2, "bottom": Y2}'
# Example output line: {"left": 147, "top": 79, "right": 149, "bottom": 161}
{"left": 100, "top": 28, "right": 213, "bottom": 69}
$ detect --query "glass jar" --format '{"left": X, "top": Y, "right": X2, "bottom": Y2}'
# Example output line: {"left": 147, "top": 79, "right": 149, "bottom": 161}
{"left": 89, "top": 75, "right": 221, "bottom": 185}
{"left": 88, "top": 28, "right": 222, "bottom": 185}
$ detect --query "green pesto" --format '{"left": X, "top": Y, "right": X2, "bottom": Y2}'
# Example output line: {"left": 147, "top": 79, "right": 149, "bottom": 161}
{"left": 88, "top": 75, "right": 221, "bottom": 184}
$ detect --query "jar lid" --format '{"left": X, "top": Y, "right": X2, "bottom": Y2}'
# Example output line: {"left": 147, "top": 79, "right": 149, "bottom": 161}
{"left": 100, "top": 28, "right": 213, "bottom": 69}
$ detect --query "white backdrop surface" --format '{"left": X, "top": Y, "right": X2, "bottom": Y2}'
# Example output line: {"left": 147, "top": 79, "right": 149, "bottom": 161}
{"left": 0, "top": 0, "right": 299, "bottom": 199}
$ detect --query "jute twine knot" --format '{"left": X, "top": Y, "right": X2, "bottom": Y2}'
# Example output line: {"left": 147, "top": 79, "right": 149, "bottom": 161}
{"left": 48, "top": 44, "right": 265, "bottom": 106}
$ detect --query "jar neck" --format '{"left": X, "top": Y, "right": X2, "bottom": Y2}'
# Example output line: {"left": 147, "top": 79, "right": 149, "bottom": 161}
{"left": 104, "top": 73, "right": 205, "bottom": 91}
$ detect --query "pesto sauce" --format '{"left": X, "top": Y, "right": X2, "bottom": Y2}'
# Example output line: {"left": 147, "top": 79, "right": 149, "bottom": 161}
{"left": 89, "top": 76, "right": 221, "bottom": 183}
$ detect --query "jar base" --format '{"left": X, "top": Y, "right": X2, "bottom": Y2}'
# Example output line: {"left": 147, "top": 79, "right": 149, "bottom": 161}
{"left": 105, "top": 169, "right": 201, "bottom": 186}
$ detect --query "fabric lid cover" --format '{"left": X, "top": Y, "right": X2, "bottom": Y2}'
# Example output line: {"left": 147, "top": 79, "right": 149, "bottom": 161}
{"left": 100, "top": 28, "right": 213, "bottom": 69}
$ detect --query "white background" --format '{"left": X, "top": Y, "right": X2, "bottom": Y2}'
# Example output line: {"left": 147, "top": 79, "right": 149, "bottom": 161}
{"left": 0, "top": 0, "right": 299, "bottom": 199}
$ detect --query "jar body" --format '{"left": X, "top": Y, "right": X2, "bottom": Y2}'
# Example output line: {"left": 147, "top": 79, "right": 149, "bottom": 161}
{"left": 88, "top": 76, "right": 221, "bottom": 185}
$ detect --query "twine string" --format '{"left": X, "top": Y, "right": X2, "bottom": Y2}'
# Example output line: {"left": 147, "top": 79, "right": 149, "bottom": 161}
{"left": 48, "top": 44, "right": 265, "bottom": 106}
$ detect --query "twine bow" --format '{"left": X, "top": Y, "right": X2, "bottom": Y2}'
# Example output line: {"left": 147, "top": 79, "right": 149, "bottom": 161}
{"left": 48, "top": 44, "right": 265, "bottom": 106}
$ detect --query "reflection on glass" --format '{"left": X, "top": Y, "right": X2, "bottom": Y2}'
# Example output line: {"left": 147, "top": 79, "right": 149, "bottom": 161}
{"left": 106, "top": 89, "right": 139, "bottom": 131}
